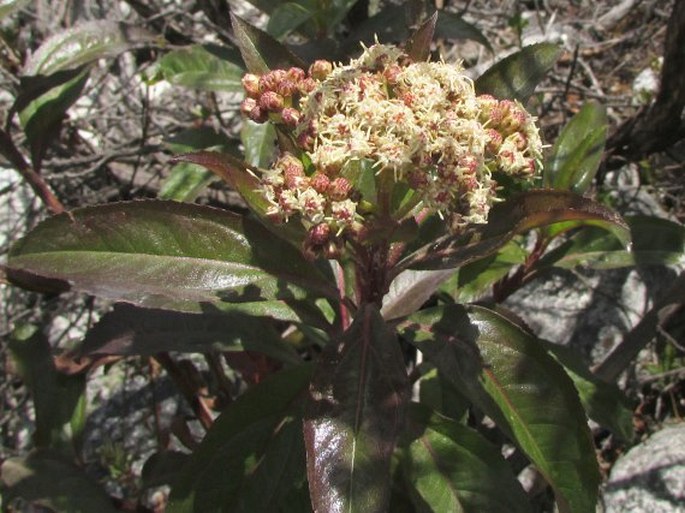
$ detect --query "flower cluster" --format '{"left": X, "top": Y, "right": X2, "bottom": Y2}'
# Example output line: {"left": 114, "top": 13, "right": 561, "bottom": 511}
{"left": 240, "top": 43, "right": 543, "bottom": 256}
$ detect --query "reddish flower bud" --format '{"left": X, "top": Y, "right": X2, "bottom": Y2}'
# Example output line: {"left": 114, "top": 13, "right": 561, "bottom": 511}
{"left": 384, "top": 64, "right": 402, "bottom": 85}
{"left": 248, "top": 105, "right": 268, "bottom": 123}
{"left": 328, "top": 177, "right": 352, "bottom": 201}
{"left": 259, "top": 91, "right": 285, "bottom": 112}
{"left": 240, "top": 97, "right": 258, "bottom": 116}
{"left": 299, "top": 77, "right": 317, "bottom": 94}
{"left": 287, "top": 67, "right": 306, "bottom": 83}
{"left": 241, "top": 73, "right": 260, "bottom": 97}
{"left": 281, "top": 107, "right": 301, "bottom": 128}
{"left": 296, "top": 131, "right": 315, "bottom": 151}
{"left": 310, "top": 172, "right": 331, "bottom": 193}
{"left": 309, "top": 60, "right": 333, "bottom": 81}
{"left": 308, "top": 223, "right": 331, "bottom": 246}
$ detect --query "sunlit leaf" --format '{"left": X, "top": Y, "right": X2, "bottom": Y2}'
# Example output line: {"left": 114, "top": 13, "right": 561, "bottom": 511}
{"left": 155, "top": 44, "right": 245, "bottom": 92}
{"left": 241, "top": 120, "right": 278, "bottom": 168}
{"left": 1, "top": 449, "right": 119, "bottom": 513}
{"left": 267, "top": 2, "right": 313, "bottom": 40}
{"left": 475, "top": 43, "right": 561, "bottom": 103}
{"left": 9, "top": 324, "right": 86, "bottom": 453}
{"left": 304, "top": 304, "right": 409, "bottom": 513}
{"left": 402, "top": 404, "right": 532, "bottom": 513}
{"left": 382, "top": 268, "right": 455, "bottom": 320}
{"left": 7, "top": 201, "right": 337, "bottom": 312}
{"left": 545, "top": 102, "right": 607, "bottom": 193}
{"left": 168, "top": 365, "right": 312, "bottom": 513}
{"left": 24, "top": 21, "right": 155, "bottom": 75}
{"left": 399, "top": 190, "right": 629, "bottom": 271}
{"left": 231, "top": 13, "right": 305, "bottom": 74}
{"left": 399, "top": 304, "right": 601, "bottom": 513}
{"left": 80, "top": 303, "right": 301, "bottom": 363}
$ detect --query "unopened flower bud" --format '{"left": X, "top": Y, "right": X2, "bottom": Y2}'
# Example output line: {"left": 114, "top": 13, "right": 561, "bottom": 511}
{"left": 259, "top": 69, "right": 286, "bottom": 93}
{"left": 310, "top": 172, "right": 330, "bottom": 193}
{"left": 299, "top": 77, "right": 318, "bottom": 94}
{"left": 281, "top": 107, "right": 301, "bottom": 128}
{"left": 384, "top": 64, "right": 402, "bottom": 85}
{"left": 287, "top": 67, "right": 306, "bottom": 83}
{"left": 242, "top": 73, "right": 260, "bottom": 97}
{"left": 308, "top": 223, "right": 331, "bottom": 245}
{"left": 297, "top": 131, "right": 314, "bottom": 151}
{"left": 240, "top": 97, "right": 258, "bottom": 116}
{"left": 327, "top": 177, "right": 352, "bottom": 201}
{"left": 248, "top": 105, "right": 268, "bottom": 123}
{"left": 260, "top": 91, "right": 285, "bottom": 112}
{"left": 309, "top": 60, "right": 333, "bottom": 81}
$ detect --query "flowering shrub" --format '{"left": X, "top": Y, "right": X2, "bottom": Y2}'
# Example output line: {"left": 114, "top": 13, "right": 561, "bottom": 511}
{"left": 5, "top": 10, "right": 657, "bottom": 513}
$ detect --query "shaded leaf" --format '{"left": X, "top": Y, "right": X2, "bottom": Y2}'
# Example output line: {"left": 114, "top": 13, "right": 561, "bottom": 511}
{"left": 267, "top": 2, "right": 313, "bottom": 40}
{"left": 155, "top": 44, "right": 245, "bottom": 92}
{"left": 405, "top": 12, "right": 438, "bottom": 62}
{"left": 241, "top": 120, "right": 278, "bottom": 168}
{"left": 1, "top": 449, "right": 119, "bottom": 513}
{"left": 475, "top": 43, "right": 561, "bottom": 103}
{"left": 343, "top": 4, "right": 409, "bottom": 50}
{"left": 24, "top": 21, "right": 155, "bottom": 75}
{"left": 231, "top": 13, "right": 305, "bottom": 74}
{"left": 7, "top": 201, "right": 337, "bottom": 313}
{"left": 141, "top": 451, "right": 190, "bottom": 488}
{"left": 540, "top": 342, "right": 634, "bottom": 440}
{"left": 399, "top": 304, "right": 600, "bottom": 513}
{"left": 9, "top": 324, "right": 86, "bottom": 453}
{"left": 418, "top": 369, "right": 470, "bottom": 422}
{"left": 304, "top": 304, "right": 409, "bottom": 513}
{"left": 435, "top": 11, "right": 492, "bottom": 53}
{"left": 544, "top": 215, "right": 685, "bottom": 270}
{"left": 399, "top": 190, "right": 630, "bottom": 271}
{"left": 403, "top": 404, "right": 532, "bottom": 513}
{"left": 167, "top": 364, "right": 312, "bottom": 513}
{"left": 80, "top": 303, "right": 301, "bottom": 363}
{"left": 545, "top": 102, "right": 607, "bottom": 193}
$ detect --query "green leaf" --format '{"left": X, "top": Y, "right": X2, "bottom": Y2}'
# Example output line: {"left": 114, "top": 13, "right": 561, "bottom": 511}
{"left": 155, "top": 44, "right": 245, "bottom": 92}
{"left": 141, "top": 451, "right": 190, "bottom": 488}
{"left": 382, "top": 268, "right": 455, "bottom": 320}
{"left": 435, "top": 11, "right": 492, "bottom": 53}
{"left": 267, "top": 3, "right": 314, "bottom": 40}
{"left": 0, "top": 0, "right": 30, "bottom": 19}
{"left": 241, "top": 120, "right": 278, "bottom": 168}
{"left": 1, "top": 449, "right": 119, "bottom": 513}
{"left": 19, "top": 68, "right": 89, "bottom": 170}
{"left": 540, "top": 341, "right": 634, "bottom": 440}
{"left": 7, "top": 200, "right": 337, "bottom": 313}
{"left": 167, "top": 364, "right": 312, "bottom": 513}
{"left": 544, "top": 102, "right": 607, "bottom": 193}
{"left": 399, "top": 190, "right": 630, "bottom": 271}
{"left": 231, "top": 13, "right": 305, "bottom": 74}
{"left": 405, "top": 12, "right": 438, "bottom": 62}
{"left": 399, "top": 305, "right": 601, "bottom": 513}
{"left": 80, "top": 303, "right": 301, "bottom": 363}
{"left": 545, "top": 215, "right": 685, "bottom": 270}
{"left": 475, "top": 43, "right": 561, "bottom": 103}
{"left": 9, "top": 324, "right": 86, "bottom": 453}
{"left": 403, "top": 404, "right": 532, "bottom": 513}
{"left": 304, "top": 304, "right": 409, "bottom": 513}
{"left": 419, "top": 369, "right": 470, "bottom": 422}
{"left": 24, "top": 21, "right": 155, "bottom": 75}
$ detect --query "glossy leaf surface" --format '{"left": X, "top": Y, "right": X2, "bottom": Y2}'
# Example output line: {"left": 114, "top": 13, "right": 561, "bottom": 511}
{"left": 400, "top": 190, "right": 629, "bottom": 271}
{"left": 403, "top": 405, "right": 531, "bottom": 513}
{"left": 80, "top": 303, "right": 300, "bottom": 363}
{"left": 475, "top": 43, "right": 561, "bottom": 103}
{"left": 305, "top": 305, "right": 409, "bottom": 513}
{"left": 1, "top": 449, "right": 119, "bottom": 513}
{"left": 545, "top": 101, "right": 607, "bottom": 193}
{"left": 241, "top": 120, "right": 278, "bottom": 168}
{"left": 400, "top": 305, "right": 600, "bottom": 513}
{"left": 231, "top": 13, "right": 305, "bottom": 74}
{"left": 168, "top": 365, "right": 312, "bottom": 513}
{"left": 7, "top": 200, "right": 336, "bottom": 312}
{"left": 155, "top": 44, "right": 244, "bottom": 92}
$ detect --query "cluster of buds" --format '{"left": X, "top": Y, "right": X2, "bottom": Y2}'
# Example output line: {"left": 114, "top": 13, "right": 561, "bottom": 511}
{"left": 240, "top": 43, "right": 543, "bottom": 257}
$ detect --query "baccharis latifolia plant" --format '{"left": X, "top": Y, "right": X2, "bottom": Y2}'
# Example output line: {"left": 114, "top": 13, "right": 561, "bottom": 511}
{"left": 5, "top": 12, "right": 639, "bottom": 513}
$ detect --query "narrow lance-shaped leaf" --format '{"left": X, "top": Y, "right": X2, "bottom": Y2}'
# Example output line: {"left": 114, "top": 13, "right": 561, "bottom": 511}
{"left": 80, "top": 303, "right": 301, "bottom": 364}
{"left": 405, "top": 12, "right": 438, "bottom": 62}
{"left": 304, "top": 304, "right": 409, "bottom": 513}
{"left": 402, "top": 404, "right": 532, "bottom": 513}
{"left": 231, "top": 13, "right": 305, "bottom": 74}
{"left": 399, "top": 304, "right": 601, "bottom": 513}
{"left": 7, "top": 200, "right": 337, "bottom": 313}
{"left": 398, "top": 190, "right": 630, "bottom": 271}
{"left": 167, "top": 364, "right": 313, "bottom": 513}
{"left": 475, "top": 43, "right": 561, "bottom": 103}
{"left": 544, "top": 101, "right": 607, "bottom": 193}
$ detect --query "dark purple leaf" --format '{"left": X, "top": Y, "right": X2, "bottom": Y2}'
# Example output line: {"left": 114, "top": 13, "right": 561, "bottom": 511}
{"left": 304, "top": 304, "right": 409, "bottom": 513}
